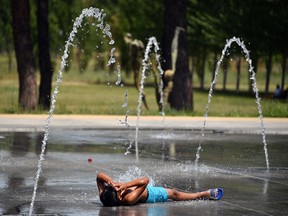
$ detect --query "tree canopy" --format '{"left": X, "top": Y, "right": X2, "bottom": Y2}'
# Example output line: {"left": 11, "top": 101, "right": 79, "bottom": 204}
{"left": 1, "top": 0, "right": 286, "bottom": 64}
{"left": 0, "top": 0, "right": 287, "bottom": 110}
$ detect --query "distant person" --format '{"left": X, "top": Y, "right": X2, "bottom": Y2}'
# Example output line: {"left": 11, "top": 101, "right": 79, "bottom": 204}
{"left": 96, "top": 172, "right": 223, "bottom": 206}
{"left": 274, "top": 84, "right": 282, "bottom": 99}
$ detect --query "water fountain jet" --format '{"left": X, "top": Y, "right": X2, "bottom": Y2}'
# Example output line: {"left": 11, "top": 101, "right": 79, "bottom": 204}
{"left": 134, "top": 37, "right": 164, "bottom": 160}
{"left": 28, "top": 7, "right": 118, "bottom": 216}
{"left": 194, "top": 37, "right": 269, "bottom": 171}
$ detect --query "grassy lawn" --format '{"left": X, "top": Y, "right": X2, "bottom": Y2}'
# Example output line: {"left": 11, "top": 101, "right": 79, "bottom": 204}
{"left": 0, "top": 53, "right": 287, "bottom": 117}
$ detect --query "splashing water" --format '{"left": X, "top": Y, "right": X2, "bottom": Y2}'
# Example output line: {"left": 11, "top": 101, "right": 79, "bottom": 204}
{"left": 115, "top": 64, "right": 122, "bottom": 85}
{"left": 121, "top": 90, "right": 132, "bottom": 155}
{"left": 120, "top": 90, "right": 130, "bottom": 128}
{"left": 116, "top": 166, "right": 155, "bottom": 186}
{"left": 107, "top": 47, "right": 116, "bottom": 66}
{"left": 134, "top": 37, "right": 164, "bottom": 160}
{"left": 29, "top": 7, "right": 117, "bottom": 216}
{"left": 194, "top": 37, "right": 269, "bottom": 170}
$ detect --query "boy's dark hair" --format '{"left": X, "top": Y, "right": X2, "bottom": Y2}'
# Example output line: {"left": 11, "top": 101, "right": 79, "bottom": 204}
{"left": 100, "top": 185, "right": 121, "bottom": 207}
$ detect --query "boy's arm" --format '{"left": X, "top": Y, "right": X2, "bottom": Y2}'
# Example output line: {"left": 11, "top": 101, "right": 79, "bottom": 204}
{"left": 96, "top": 172, "right": 115, "bottom": 194}
{"left": 119, "top": 177, "right": 149, "bottom": 205}
{"left": 119, "top": 178, "right": 148, "bottom": 189}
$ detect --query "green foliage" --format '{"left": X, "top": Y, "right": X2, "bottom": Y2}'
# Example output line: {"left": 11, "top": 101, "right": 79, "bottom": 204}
{"left": 2, "top": 0, "right": 287, "bottom": 68}
{"left": 187, "top": 0, "right": 288, "bottom": 92}
{"left": 188, "top": 0, "right": 288, "bottom": 56}
{"left": 0, "top": 1, "right": 12, "bottom": 52}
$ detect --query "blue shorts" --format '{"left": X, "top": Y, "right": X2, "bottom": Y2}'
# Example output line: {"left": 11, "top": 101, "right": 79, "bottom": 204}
{"left": 145, "top": 186, "right": 168, "bottom": 203}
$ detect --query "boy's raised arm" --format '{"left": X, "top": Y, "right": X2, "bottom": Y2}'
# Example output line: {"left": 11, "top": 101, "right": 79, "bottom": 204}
{"left": 96, "top": 172, "right": 114, "bottom": 194}
{"left": 119, "top": 177, "right": 149, "bottom": 190}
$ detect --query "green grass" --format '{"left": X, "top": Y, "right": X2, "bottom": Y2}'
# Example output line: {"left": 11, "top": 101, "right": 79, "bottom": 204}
{"left": 193, "top": 90, "right": 287, "bottom": 117}
{"left": 0, "top": 53, "right": 287, "bottom": 117}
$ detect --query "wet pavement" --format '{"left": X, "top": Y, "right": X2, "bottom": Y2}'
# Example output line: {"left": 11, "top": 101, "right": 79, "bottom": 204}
{"left": 0, "top": 115, "right": 288, "bottom": 215}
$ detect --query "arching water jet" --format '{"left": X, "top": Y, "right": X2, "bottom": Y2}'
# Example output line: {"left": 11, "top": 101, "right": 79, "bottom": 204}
{"left": 134, "top": 37, "right": 164, "bottom": 160}
{"left": 29, "top": 7, "right": 118, "bottom": 216}
{"left": 194, "top": 37, "right": 269, "bottom": 170}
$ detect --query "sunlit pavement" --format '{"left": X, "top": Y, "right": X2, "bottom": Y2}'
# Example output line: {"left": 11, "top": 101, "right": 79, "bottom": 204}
{"left": 0, "top": 114, "right": 287, "bottom": 134}
{"left": 0, "top": 115, "right": 287, "bottom": 215}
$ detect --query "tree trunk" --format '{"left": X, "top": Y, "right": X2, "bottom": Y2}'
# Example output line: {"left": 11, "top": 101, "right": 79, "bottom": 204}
{"left": 163, "top": 0, "right": 192, "bottom": 110}
{"left": 236, "top": 56, "right": 241, "bottom": 93}
{"left": 11, "top": 0, "right": 37, "bottom": 110}
{"left": 265, "top": 52, "right": 272, "bottom": 95}
{"left": 38, "top": 0, "right": 53, "bottom": 109}
{"left": 199, "top": 53, "right": 206, "bottom": 90}
{"left": 189, "top": 56, "right": 194, "bottom": 111}
{"left": 281, "top": 50, "right": 287, "bottom": 91}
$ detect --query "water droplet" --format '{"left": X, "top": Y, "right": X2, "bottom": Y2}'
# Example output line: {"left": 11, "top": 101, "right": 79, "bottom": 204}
{"left": 122, "top": 102, "right": 128, "bottom": 108}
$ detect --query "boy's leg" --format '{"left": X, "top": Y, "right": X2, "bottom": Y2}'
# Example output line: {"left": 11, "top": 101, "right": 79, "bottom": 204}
{"left": 165, "top": 188, "right": 210, "bottom": 201}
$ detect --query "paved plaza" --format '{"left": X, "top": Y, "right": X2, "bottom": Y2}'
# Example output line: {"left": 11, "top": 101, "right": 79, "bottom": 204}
{"left": 0, "top": 115, "right": 287, "bottom": 215}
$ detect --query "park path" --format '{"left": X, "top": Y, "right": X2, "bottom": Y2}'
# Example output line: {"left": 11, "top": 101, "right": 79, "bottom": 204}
{"left": 0, "top": 114, "right": 287, "bottom": 134}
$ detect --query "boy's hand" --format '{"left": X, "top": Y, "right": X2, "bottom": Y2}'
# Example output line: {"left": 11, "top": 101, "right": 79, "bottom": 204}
{"left": 110, "top": 181, "right": 122, "bottom": 188}
{"left": 115, "top": 184, "right": 127, "bottom": 193}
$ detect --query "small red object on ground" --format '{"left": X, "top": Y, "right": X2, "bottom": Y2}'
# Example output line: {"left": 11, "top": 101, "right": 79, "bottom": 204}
{"left": 88, "top": 158, "right": 93, "bottom": 163}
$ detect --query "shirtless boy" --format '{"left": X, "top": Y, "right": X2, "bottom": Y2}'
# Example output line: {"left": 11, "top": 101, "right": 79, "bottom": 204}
{"left": 96, "top": 172, "right": 223, "bottom": 206}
